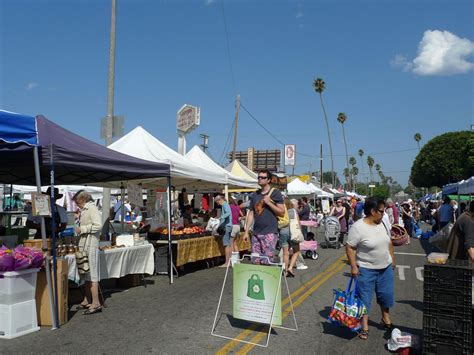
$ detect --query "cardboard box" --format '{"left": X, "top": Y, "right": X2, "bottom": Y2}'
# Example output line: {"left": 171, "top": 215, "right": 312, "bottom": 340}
{"left": 23, "top": 238, "right": 52, "bottom": 250}
{"left": 35, "top": 259, "right": 69, "bottom": 326}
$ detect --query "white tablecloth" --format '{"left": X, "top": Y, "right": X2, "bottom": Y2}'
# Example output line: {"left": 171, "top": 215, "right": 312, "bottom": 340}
{"left": 65, "top": 244, "right": 155, "bottom": 283}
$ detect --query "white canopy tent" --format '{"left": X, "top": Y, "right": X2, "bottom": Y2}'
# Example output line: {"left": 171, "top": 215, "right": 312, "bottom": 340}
{"left": 308, "top": 183, "right": 334, "bottom": 198}
{"left": 287, "top": 178, "right": 314, "bottom": 196}
{"left": 108, "top": 127, "right": 254, "bottom": 192}
{"left": 185, "top": 146, "right": 258, "bottom": 189}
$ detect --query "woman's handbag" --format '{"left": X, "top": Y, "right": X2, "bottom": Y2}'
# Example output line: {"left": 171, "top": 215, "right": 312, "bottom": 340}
{"left": 75, "top": 236, "right": 90, "bottom": 275}
{"left": 289, "top": 213, "right": 304, "bottom": 243}
{"left": 328, "top": 277, "right": 366, "bottom": 332}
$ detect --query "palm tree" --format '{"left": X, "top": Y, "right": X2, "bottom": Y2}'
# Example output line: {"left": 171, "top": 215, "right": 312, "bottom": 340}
{"left": 375, "top": 163, "right": 381, "bottom": 182}
{"left": 313, "top": 78, "right": 335, "bottom": 187}
{"left": 343, "top": 168, "right": 350, "bottom": 189}
{"left": 358, "top": 149, "right": 366, "bottom": 192}
{"left": 337, "top": 112, "right": 351, "bottom": 190}
{"left": 414, "top": 133, "right": 422, "bottom": 151}
{"left": 367, "top": 155, "right": 375, "bottom": 182}
{"left": 351, "top": 166, "right": 359, "bottom": 186}
{"left": 349, "top": 156, "right": 357, "bottom": 167}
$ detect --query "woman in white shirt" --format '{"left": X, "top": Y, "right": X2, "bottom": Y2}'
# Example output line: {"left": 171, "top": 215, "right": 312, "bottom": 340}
{"left": 346, "top": 197, "right": 396, "bottom": 340}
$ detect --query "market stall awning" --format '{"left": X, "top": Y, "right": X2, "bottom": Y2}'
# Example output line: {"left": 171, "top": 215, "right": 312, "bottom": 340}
{"left": 458, "top": 176, "right": 474, "bottom": 195}
{"left": 225, "top": 159, "right": 258, "bottom": 181}
{"left": 185, "top": 146, "right": 258, "bottom": 189}
{"left": 0, "top": 111, "right": 170, "bottom": 186}
{"left": 442, "top": 182, "right": 459, "bottom": 196}
{"left": 287, "top": 178, "right": 313, "bottom": 196}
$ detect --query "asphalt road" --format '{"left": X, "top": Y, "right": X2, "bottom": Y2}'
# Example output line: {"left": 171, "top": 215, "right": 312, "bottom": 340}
{"left": 1, "top": 227, "right": 430, "bottom": 354}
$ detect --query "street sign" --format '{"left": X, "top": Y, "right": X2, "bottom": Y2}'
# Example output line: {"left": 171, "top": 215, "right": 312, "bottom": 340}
{"left": 284, "top": 144, "right": 295, "bottom": 166}
{"left": 177, "top": 104, "right": 200, "bottom": 134}
{"left": 369, "top": 184, "right": 376, "bottom": 188}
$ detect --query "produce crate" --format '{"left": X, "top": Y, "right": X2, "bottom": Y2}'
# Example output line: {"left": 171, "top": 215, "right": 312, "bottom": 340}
{"left": 423, "top": 314, "right": 471, "bottom": 338}
{"left": 0, "top": 299, "right": 40, "bottom": 339}
{"left": 0, "top": 268, "right": 40, "bottom": 305}
{"left": 424, "top": 261, "right": 473, "bottom": 294}
{"left": 423, "top": 340, "right": 472, "bottom": 355}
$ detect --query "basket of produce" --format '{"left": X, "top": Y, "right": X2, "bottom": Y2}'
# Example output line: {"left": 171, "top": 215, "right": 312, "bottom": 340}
{"left": 390, "top": 224, "right": 409, "bottom": 246}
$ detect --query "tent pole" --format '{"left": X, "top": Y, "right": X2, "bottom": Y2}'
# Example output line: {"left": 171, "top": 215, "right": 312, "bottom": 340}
{"left": 167, "top": 177, "right": 173, "bottom": 284}
{"left": 120, "top": 185, "right": 125, "bottom": 233}
{"left": 49, "top": 149, "right": 60, "bottom": 328}
{"left": 33, "top": 146, "right": 58, "bottom": 330}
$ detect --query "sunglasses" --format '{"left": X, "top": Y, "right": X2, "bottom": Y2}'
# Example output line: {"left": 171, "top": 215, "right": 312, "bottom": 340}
{"left": 376, "top": 209, "right": 385, "bottom": 214}
{"left": 257, "top": 176, "right": 269, "bottom": 180}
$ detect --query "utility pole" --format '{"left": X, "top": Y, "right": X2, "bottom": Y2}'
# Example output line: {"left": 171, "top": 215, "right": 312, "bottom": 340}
{"left": 200, "top": 134, "right": 209, "bottom": 153}
{"left": 320, "top": 144, "right": 323, "bottom": 188}
{"left": 231, "top": 94, "right": 240, "bottom": 161}
{"left": 102, "top": 0, "right": 117, "bottom": 226}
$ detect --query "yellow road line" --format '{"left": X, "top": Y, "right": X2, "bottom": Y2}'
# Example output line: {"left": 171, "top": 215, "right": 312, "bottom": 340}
{"left": 236, "top": 261, "right": 347, "bottom": 354}
{"left": 215, "top": 255, "right": 347, "bottom": 354}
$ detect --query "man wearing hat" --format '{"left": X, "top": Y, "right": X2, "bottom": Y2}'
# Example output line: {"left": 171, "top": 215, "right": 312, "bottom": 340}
{"left": 26, "top": 187, "right": 68, "bottom": 239}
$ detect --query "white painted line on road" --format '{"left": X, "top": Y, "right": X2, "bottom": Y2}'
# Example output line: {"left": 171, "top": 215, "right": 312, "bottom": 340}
{"left": 415, "top": 267, "right": 424, "bottom": 281}
{"left": 394, "top": 252, "right": 426, "bottom": 256}
{"left": 396, "top": 265, "right": 410, "bottom": 280}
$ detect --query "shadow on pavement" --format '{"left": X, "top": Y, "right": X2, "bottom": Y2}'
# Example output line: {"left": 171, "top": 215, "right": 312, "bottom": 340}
{"left": 397, "top": 300, "right": 423, "bottom": 312}
{"left": 418, "top": 237, "right": 438, "bottom": 255}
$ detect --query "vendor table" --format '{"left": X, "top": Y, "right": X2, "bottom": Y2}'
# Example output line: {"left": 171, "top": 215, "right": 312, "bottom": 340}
{"left": 152, "top": 234, "right": 251, "bottom": 268}
{"left": 65, "top": 243, "right": 155, "bottom": 283}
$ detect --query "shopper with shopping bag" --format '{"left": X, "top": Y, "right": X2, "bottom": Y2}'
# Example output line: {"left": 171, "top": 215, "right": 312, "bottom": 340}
{"left": 345, "top": 197, "right": 396, "bottom": 340}
{"left": 328, "top": 277, "right": 366, "bottom": 332}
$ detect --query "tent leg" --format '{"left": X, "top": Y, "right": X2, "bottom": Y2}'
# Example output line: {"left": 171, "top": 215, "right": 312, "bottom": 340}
{"left": 33, "top": 147, "right": 58, "bottom": 330}
{"left": 167, "top": 177, "right": 174, "bottom": 284}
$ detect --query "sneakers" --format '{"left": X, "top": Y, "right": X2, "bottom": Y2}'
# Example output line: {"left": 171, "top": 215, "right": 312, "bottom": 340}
{"left": 296, "top": 265, "right": 308, "bottom": 270}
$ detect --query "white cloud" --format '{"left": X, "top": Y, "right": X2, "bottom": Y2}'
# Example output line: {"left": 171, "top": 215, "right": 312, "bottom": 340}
{"left": 205, "top": 0, "right": 215, "bottom": 5}
{"left": 392, "top": 30, "right": 474, "bottom": 76}
{"left": 26, "top": 82, "right": 38, "bottom": 90}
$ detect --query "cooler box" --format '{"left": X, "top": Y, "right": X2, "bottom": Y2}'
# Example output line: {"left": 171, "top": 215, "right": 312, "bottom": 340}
{"left": 0, "top": 268, "right": 40, "bottom": 339}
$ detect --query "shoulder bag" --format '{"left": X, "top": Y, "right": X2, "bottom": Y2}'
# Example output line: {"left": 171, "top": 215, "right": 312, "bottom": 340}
{"left": 289, "top": 209, "right": 304, "bottom": 243}
{"left": 75, "top": 235, "right": 91, "bottom": 275}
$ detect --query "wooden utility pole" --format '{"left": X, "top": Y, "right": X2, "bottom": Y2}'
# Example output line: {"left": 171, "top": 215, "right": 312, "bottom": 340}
{"left": 231, "top": 94, "right": 240, "bottom": 161}
{"left": 320, "top": 144, "right": 323, "bottom": 188}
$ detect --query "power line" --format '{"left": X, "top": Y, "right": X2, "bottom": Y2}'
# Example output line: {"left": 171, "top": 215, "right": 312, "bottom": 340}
{"left": 220, "top": 0, "right": 236, "bottom": 93}
{"left": 240, "top": 103, "right": 285, "bottom": 146}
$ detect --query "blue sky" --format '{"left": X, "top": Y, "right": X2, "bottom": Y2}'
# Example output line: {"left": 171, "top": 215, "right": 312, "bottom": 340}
{"left": 1, "top": 0, "right": 473, "bottom": 186}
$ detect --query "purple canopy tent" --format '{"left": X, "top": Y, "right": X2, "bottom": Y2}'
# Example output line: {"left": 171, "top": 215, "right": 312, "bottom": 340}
{"left": 0, "top": 110, "right": 172, "bottom": 329}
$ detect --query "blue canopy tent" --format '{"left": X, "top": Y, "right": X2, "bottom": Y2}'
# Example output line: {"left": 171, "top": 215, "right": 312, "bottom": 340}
{"left": 458, "top": 176, "right": 474, "bottom": 195}
{"left": 441, "top": 182, "right": 459, "bottom": 196}
{"left": 0, "top": 110, "right": 172, "bottom": 328}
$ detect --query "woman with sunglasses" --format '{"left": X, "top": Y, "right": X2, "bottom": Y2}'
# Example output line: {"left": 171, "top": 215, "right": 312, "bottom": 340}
{"left": 345, "top": 197, "right": 396, "bottom": 340}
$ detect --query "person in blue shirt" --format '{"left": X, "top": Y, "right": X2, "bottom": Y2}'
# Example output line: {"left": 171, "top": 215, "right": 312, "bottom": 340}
{"left": 438, "top": 197, "right": 454, "bottom": 229}
{"left": 215, "top": 194, "right": 233, "bottom": 267}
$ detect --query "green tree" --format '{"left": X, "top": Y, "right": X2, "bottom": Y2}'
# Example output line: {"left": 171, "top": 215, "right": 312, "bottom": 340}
{"left": 313, "top": 78, "right": 335, "bottom": 187}
{"left": 337, "top": 112, "right": 351, "bottom": 189}
{"left": 367, "top": 155, "right": 375, "bottom": 182}
{"left": 351, "top": 166, "right": 359, "bottom": 185}
{"left": 349, "top": 156, "right": 357, "bottom": 167}
{"left": 322, "top": 171, "right": 341, "bottom": 187}
{"left": 372, "top": 184, "right": 390, "bottom": 199}
{"left": 410, "top": 131, "right": 474, "bottom": 187}
{"left": 414, "top": 133, "right": 422, "bottom": 151}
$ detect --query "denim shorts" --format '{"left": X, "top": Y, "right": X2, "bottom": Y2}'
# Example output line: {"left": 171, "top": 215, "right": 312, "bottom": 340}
{"left": 222, "top": 225, "right": 233, "bottom": 247}
{"left": 356, "top": 265, "right": 394, "bottom": 312}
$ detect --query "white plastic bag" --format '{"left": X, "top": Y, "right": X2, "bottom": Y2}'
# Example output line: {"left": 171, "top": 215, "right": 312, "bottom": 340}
{"left": 387, "top": 328, "right": 417, "bottom": 351}
{"left": 206, "top": 217, "right": 220, "bottom": 235}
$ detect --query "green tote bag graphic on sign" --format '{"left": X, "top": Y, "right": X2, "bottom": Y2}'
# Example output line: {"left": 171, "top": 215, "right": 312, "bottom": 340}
{"left": 247, "top": 274, "right": 265, "bottom": 300}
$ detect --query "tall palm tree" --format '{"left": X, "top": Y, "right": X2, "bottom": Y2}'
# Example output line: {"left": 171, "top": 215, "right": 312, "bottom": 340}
{"left": 375, "top": 163, "right": 381, "bottom": 182}
{"left": 343, "top": 168, "right": 350, "bottom": 189}
{"left": 349, "top": 156, "right": 357, "bottom": 167}
{"left": 414, "top": 133, "right": 422, "bottom": 151}
{"left": 351, "top": 166, "right": 359, "bottom": 186}
{"left": 367, "top": 155, "right": 375, "bottom": 182}
{"left": 337, "top": 112, "right": 351, "bottom": 190}
{"left": 358, "top": 149, "right": 366, "bottom": 193}
{"left": 313, "top": 78, "right": 335, "bottom": 187}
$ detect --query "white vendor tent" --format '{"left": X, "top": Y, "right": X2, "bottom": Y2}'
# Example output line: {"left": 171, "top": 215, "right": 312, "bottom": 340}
{"left": 108, "top": 127, "right": 254, "bottom": 191}
{"left": 287, "top": 178, "right": 314, "bottom": 196}
{"left": 308, "top": 183, "right": 334, "bottom": 198}
{"left": 185, "top": 146, "right": 257, "bottom": 189}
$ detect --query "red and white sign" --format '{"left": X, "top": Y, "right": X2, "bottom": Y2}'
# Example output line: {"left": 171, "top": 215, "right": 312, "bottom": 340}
{"left": 177, "top": 104, "right": 200, "bottom": 134}
{"left": 284, "top": 144, "right": 295, "bottom": 166}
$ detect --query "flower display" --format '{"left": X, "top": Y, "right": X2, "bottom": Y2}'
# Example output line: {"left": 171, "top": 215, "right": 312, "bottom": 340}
{"left": 0, "top": 245, "right": 45, "bottom": 272}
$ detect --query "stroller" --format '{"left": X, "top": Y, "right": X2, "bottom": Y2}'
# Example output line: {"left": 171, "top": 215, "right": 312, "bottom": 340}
{"left": 320, "top": 216, "right": 341, "bottom": 249}
{"left": 300, "top": 240, "right": 319, "bottom": 260}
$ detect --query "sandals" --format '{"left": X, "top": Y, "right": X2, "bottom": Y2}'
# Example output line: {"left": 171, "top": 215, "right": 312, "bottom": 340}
{"left": 285, "top": 270, "right": 295, "bottom": 278}
{"left": 83, "top": 306, "right": 102, "bottom": 315}
{"left": 358, "top": 329, "right": 369, "bottom": 340}
{"left": 381, "top": 318, "right": 394, "bottom": 330}
{"left": 76, "top": 303, "right": 91, "bottom": 310}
